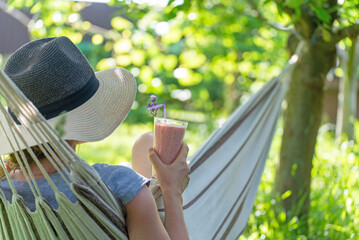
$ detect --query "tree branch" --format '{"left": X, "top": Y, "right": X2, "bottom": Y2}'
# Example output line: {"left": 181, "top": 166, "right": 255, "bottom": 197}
{"left": 246, "top": 0, "right": 291, "bottom": 31}
{"left": 332, "top": 24, "right": 359, "bottom": 44}
{"left": 328, "top": 0, "right": 338, "bottom": 26}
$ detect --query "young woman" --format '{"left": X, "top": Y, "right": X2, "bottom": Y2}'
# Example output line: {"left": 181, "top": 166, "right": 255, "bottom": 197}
{"left": 0, "top": 36, "right": 190, "bottom": 240}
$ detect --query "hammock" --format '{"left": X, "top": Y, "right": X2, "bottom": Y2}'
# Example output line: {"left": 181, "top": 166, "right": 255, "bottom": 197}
{"left": 155, "top": 65, "right": 291, "bottom": 239}
{"left": 0, "top": 65, "right": 291, "bottom": 239}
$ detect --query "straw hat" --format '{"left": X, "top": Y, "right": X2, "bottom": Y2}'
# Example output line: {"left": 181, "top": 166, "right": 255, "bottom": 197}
{"left": 0, "top": 36, "right": 136, "bottom": 155}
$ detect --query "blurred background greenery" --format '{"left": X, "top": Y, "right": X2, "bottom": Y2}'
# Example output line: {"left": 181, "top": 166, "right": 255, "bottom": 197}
{"left": 0, "top": 0, "right": 290, "bottom": 132}
{"left": 0, "top": 0, "right": 358, "bottom": 239}
{"left": 239, "top": 121, "right": 359, "bottom": 240}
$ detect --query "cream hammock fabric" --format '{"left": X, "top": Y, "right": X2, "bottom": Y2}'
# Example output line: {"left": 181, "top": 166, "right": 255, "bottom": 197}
{"left": 0, "top": 65, "right": 291, "bottom": 240}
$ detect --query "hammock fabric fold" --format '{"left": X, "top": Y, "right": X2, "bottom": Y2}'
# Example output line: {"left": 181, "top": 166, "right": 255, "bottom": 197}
{"left": 0, "top": 64, "right": 291, "bottom": 240}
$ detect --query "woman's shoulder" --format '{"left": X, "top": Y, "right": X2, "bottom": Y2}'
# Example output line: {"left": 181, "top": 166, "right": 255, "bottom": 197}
{"left": 92, "top": 163, "right": 150, "bottom": 205}
{"left": 92, "top": 163, "right": 141, "bottom": 180}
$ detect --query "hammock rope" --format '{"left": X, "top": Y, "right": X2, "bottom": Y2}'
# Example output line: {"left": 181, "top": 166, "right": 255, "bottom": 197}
{"left": 0, "top": 68, "right": 129, "bottom": 240}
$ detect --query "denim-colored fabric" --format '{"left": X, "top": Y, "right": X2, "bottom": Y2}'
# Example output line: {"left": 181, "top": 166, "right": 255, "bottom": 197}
{"left": 0, "top": 163, "right": 149, "bottom": 211}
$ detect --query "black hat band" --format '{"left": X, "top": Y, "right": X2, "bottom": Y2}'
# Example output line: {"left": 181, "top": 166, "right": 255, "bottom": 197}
{"left": 10, "top": 72, "right": 99, "bottom": 124}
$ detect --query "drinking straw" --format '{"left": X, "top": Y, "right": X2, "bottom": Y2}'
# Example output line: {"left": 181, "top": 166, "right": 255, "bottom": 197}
{"left": 147, "top": 95, "right": 167, "bottom": 119}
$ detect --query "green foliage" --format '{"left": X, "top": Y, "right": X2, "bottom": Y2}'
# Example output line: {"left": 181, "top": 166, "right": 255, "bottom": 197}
{"left": 239, "top": 121, "right": 359, "bottom": 239}
{"left": 8, "top": 0, "right": 84, "bottom": 42}
{"left": 6, "top": 0, "right": 289, "bottom": 127}
{"left": 277, "top": 0, "right": 359, "bottom": 30}
{"left": 0, "top": 54, "right": 9, "bottom": 69}
{"left": 78, "top": 123, "right": 152, "bottom": 165}
{"left": 338, "top": 0, "right": 359, "bottom": 26}
{"left": 309, "top": 3, "right": 331, "bottom": 23}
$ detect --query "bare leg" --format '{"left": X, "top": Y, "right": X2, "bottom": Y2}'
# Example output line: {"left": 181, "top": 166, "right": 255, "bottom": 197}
{"left": 131, "top": 132, "right": 153, "bottom": 178}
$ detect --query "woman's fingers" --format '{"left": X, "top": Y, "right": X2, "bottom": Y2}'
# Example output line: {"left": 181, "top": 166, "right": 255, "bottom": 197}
{"left": 172, "top": 142, "right": 189, "bottom": 165}
{"left": 148, "top": 143, "right": 191, "bottom": 194}
{"left": 147, "top": 148, "right": 164, "bottom": 169}
{"left": 183, "top": 174, "right": 190, "bottom": 192}
{"left": 181, "top": 142, "right": 189, "bottom": 158}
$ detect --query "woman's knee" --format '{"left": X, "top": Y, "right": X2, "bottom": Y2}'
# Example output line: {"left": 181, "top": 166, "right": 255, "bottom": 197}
{"left": 132, "top": 132, "right": 153, "bottom": 178}
{"left": 132, "top": 132, "right": 153, "bottom": 152}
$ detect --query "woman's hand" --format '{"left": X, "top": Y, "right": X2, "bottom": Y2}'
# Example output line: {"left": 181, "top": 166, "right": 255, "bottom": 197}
{"left": 147, "top": 142, "right": 190, "bottom": 240}
{"left": 148, "top": 142, "right": 190, "bottom": 196}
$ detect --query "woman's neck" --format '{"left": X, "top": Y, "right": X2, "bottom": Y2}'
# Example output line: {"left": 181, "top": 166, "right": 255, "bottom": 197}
{"left": 9, "top": 158, "right": 59, "bottom": 181}
{"left": 9, "top": 141, "right": 77, "bottom": 182}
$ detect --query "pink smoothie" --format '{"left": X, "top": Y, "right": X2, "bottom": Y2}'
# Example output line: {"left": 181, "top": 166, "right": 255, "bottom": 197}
{"left": 154, "top": 122, "right": 186, "bottom": 165}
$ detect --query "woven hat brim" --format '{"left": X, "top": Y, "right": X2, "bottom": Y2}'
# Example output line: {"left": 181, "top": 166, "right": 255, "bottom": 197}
{"left": 0, "top": 68, "right": 137, "bottom": 155}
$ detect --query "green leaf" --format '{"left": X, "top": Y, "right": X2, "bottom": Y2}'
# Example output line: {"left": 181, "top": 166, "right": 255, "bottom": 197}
{"left": 177, "top": 70, "right": 203, "bottom": 86}
{"left": 321, "top": 28, "right": 332, "bottom": 42}
{"left": 281, "top": 190, "right": 292, "bottom": 200}
{"left": 285, "top": 0, "right": 302, "bottom": 9}
{"left": 310, "top": 4, "right": 331, "bottom": 23}
{"left": 293, "top": 7, "right": 302, "bottom": 22}
{"left": 30, "top": 2, "right": 41, "bottom": 14}
{"left": 111, "top": 17, "right": 133, "bottom": 30}
{"left": 277, "top": 2, "right": 285, "bottom": 16}
{"left": 167, "top": 0, "right": 176, "bottom": 6}
{"left": 291, "top": 163, "right": 298, "bottom": 176}
{"left": 278, "top": 212, "right": 286, "bottom": 222}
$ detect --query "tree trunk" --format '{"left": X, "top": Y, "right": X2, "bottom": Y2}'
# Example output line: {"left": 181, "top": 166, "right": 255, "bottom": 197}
{"left": 336, "top": 37, "right": 359, "bottom": 140}
{"left": 274, "top": 40, "right": 336, "bottom": 234}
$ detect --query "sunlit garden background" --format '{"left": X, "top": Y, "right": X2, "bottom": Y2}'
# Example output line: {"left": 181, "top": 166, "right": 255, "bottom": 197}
{"left": 1, "top": 0, "right": 359, "bottom": 239}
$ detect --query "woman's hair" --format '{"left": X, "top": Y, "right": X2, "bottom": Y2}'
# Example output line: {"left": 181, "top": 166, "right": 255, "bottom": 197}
{"left": 0, "top": 141, "right": 77, "bottom": 179}
{"left": 0, "top": 146, "right": 45, "bottom": 179}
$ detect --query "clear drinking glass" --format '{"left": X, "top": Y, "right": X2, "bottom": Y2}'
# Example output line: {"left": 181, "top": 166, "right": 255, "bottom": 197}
{"left": 151, "top": 117, "right": 188, "bottom": 189}
{"left": 153, "top": 117, "right": 188, "bottom": 165}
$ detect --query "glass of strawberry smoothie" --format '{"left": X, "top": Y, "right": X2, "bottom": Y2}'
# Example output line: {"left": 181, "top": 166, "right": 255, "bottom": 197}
{"left": 153, "top": 117, "right": 188, "bottom": 165}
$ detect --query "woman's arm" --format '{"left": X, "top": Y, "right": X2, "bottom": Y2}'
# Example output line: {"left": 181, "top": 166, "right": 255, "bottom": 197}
{"left": 125, "top": 182, "right": 189, "bottom": 240}
{"left": 161, "top": 188, "right": 189, "bottom": 240}
{"left": 125, "top": 186, "right": 170, "bottom": 240}
{"left": 148, "top": 143, "right": 190, "bottom": 240}
{"left": 130, "top": 133, "right": 190, "bottom": 239}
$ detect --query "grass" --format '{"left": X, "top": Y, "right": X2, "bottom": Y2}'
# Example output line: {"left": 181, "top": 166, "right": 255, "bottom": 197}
{"left": 78, "top": 123, "right": 153, "bottom": 165}
{"left": 78, "top": 120, "right": 358, "bottom": 239}
{"left": 240, "top": 123, "right": 359, "bottom": 240}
